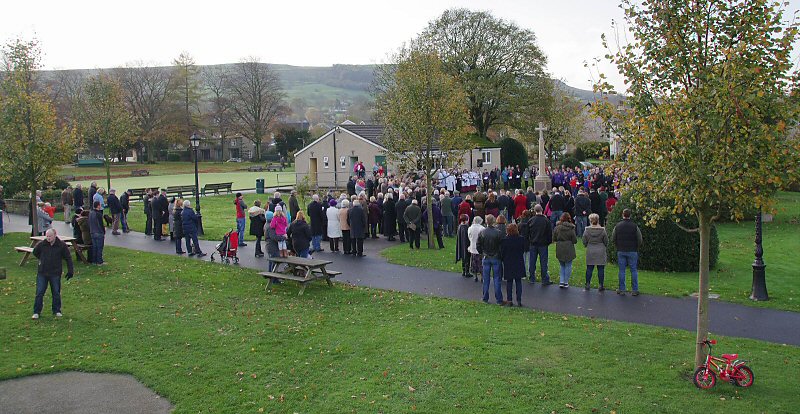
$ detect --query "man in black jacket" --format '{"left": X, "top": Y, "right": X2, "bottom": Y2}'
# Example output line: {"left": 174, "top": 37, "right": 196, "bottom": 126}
{"left": 395, "top": 193, "right": 408, "bottom": 243}
{"left": 153, "top": 190, "right": 168, "bottom": 241}
{"left": 72, "top": 184, "right": 84, "bottom": 210}
{"left": 307, "top": 194, "right": 325, "bottom": 253}
{"left": 548, "top": 189, "right": 566, "bottom": 228}
{"left": 89, "top": 201, "right": 106, "bottom": 265}
{"left": 347, "top": 200, "right": 367, "bottom": 256}
{"left": 32, "top": 229, "right": 74, "bottom": 319}
{"left": 119, "top": 189, "right": 131, "bottom": 233}
{"left": 612, "top": 208, "right": 644, "bottom": 296}
{"left": 527, "top": 205, "right": 553, "bottom": 285}
{"left": 107, "top": 188, "right": 123, "bottom": 235}
{"left": 477, "top": 214, "right": 504, "bottom": 304}
{"left": 574, "top": 189, "right": 592, "bottom": 237}
{"left": 144, "top": 190, "right": 153, "bottom": 235}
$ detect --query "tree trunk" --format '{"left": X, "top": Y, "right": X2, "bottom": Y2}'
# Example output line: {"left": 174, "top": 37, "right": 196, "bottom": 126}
{"left": 30, "top": 181, "right": 38, "bottom": 237}
{"left": 694, "top": 211, "right": 712, "bottom": 367}
{"left": 254, "top": 139, "right": 261, "bottom": 162}
{"left": 104, "top": 146, "right": 112, "bottom": 190}
{"left": 426, "top": 171, "right": 435, "bottom": 249}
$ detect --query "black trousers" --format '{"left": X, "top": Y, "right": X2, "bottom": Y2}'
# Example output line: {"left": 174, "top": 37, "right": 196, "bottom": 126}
{"left": 351, "top": 237, "right": 364, "bottom": 255}
{"left": 398, "top": 222, "right": 406, "bottom": 242}
{"left": 145, "top": 213, "right": 152, "bottom": 235}
{"left": 342, "top": 230, "right": 351, "bottom": 253}
{"left": 153, "top": 218, "right": 163, "bottom": 239}
{"left": 255, "top": 236, "right": 263, "bottom": 256}
{"left": 407, "top": 228, "right": 420, "bottom": 249}
{"left": 434, "top": 227, "right": 444, "bottom": 248}
{"left": 329, "top": 237, "right": 340, "bottom": 251}
{"left": 370, "top": 223, "right": 378, "bottom": 238}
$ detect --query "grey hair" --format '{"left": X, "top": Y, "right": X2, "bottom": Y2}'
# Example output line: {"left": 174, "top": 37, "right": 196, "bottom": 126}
{"left": 341, "top": 199, "right": 350, "bottom": 208}
{"left": 274, "top": 191, "right": 281, "bottom": 198}
{"left": 183, "top": 200, "right": 191, "bottom": 207}
{"left": 485, "top": 214, "right": 496, "bottom": 226}
{"left": 534, "top": 204, "right": 543, "bottom": 214}
{"left": 312, "top": 194, "right": 319, "bottom": 201}
{"left": 472, "top": 216, "right": 483, "bottom": 225}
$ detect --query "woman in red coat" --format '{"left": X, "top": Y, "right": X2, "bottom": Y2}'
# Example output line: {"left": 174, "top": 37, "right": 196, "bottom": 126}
{"left": 513, "top": 190, "right": 528, "bottom": 220}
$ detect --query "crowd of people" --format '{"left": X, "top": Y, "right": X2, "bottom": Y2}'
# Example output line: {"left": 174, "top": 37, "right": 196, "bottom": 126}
{"left": 21, "top": 162, "right": 636, "bottom": 318}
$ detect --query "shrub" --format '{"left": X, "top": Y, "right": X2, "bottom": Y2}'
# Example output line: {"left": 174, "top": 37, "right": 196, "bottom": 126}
{"left": 167, "top": 152, "right": 181, "bottom": 162}
{"left": 561, "top": 157, "right": 581, "bottom": 170}
{"left": 580, "top": 142, "right": 610, "bottom": 159}
{"left": 499, "top": 138, "right": 528, "bottom": 169}
{"left": 606, "top": 192, "right": 719, "bottom": 272}
{"left": 574, "top": 146, "right": 586, "bottom": 161}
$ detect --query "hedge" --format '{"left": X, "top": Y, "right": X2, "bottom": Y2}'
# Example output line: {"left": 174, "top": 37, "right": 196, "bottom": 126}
{"left": 606, "top": 192, "right": 719, "bottom": 272}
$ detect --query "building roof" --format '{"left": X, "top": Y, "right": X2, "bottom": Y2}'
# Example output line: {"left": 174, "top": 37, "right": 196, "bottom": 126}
{"left": 339, "top": 124, "right": 386, "bottom": 147}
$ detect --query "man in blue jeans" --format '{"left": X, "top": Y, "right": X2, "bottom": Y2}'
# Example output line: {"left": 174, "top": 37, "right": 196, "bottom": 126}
{"left": 31, "top": 229, "right": 74, "bottom": 319}
{"left": 612, "top": 208, "right": 643, "bottom": 296}
{"left": 526, "top": 205, "right": 553, "bottom": 285}
{"left": 477, "top": 214, "right": 504, "bottom": 305}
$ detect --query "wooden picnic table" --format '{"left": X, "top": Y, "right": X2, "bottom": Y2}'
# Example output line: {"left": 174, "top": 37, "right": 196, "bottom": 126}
{"left": 16, "top": 235, "right": 88, "bottom": 266}
{"left": 259, "top": 256, "right": 341, "bottom": 295}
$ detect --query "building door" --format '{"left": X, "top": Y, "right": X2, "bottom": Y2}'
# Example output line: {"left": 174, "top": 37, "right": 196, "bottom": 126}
{"left": 349, "top": 156, "right": 359, "bottom": 174}
{"left": 309, "top": 158, "right": 318, "bottom": 185}
{"left": 374, "top": 155, "right": 386, "bottom": 171}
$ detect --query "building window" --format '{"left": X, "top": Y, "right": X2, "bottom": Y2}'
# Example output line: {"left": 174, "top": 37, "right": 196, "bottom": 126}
{"left": 340, "top": 156, "right": 346, "bottom": 169}
{"left": 323, "top": 156, "right": 329, "bottom": 168}
{"left": 482, "top": 151, "right": 492, "bottom": 165}
{"left": 243, "top": 149, "right": 252, "bottom": 160}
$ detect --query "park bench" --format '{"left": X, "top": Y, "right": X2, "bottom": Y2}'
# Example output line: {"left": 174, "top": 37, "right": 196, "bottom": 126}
{"left": 131, "top": 169, "right": 150, "bottom": 177}
{"left": 265, "top": 163, "right": 283, "bottom": 172}
{"left": 202, "top": 182, "right": 233, "bottom": 196}
{"left": 129, "top": 187, "right": 159, "bottom": 200}
{"left": 77, "top": 159, "right": 104, "bottom": 167}
{"left": 247, "top": 165, "right": 265, "bottom": 172}
{"left": 62, "top": 175, "right": 76, "bottom": 181}
{"left": 165, "top": 185, "right": 197, "bottom": 198}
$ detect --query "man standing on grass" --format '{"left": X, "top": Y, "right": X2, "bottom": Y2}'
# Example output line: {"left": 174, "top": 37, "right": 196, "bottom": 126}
{"left": 527, "top": 204, "right": 553, "bottom": 286}
{"left": 612, "top": 208, "right": 643, "bottom": 296}
{"left": 234, "top": 193, "right": 247, "bottom": 247}
{"left": 307, "top": 194, "right": 325, "bottom": 253}
{"left": 89, "top": 201, "right": 106, "bottom": 265}
{"left": 107, "top": 188, "right": 122, "bottom": 235}
{"left": 144, "top": 189, "right": 153, "bottom": 236}
{"left": 119, "top": 189, "right": 131, "bottom": 233}
{"left": 31, "top": 228, "right": 74, "bottom": 320}
{"left": 61, "top": 185, "right": 73, "bottom": 224}
{"left": 72, "top": 184, "right": 84, "bottom": 211}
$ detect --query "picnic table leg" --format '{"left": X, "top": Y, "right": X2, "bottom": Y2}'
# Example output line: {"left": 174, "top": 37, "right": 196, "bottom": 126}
{"left": 265, "top": 278, "right": 273, "bottom": 291}
{"left": 19, "top": 252, "right": 31, "bottom": 267}
{"left": 298, "top": 282, "right": 307, "bottom": 296}
{"left": 320, "top": 267, "right": 334, "bottom": 286}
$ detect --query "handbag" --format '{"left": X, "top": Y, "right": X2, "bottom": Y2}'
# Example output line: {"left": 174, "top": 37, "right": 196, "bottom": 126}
{"left": 544, "top": 201, "right": 552, "bottom": 218}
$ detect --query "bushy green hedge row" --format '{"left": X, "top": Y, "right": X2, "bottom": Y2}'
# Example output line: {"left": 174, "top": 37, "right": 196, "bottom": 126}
{"left": 606, "top": 193, "right": 719, "bottom": 272}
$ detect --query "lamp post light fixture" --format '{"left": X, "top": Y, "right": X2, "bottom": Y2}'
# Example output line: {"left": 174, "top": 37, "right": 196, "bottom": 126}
{"left": 189, "top": 133, "right": 204, "bottom": 235}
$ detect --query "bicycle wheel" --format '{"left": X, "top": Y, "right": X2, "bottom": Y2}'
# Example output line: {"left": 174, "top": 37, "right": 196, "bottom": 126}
{"left": 693, "top": 366, "right": 716, "bottom": 389}
{"left": 732, "top": 365, "right": 754, "bottom": 387}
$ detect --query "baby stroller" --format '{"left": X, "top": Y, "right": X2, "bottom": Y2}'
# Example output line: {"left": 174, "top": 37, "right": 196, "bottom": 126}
{"left": 211, "top": 229, "right": 239, "bottom": 264}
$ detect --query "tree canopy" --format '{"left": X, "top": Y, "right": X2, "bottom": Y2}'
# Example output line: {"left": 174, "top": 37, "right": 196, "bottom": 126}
{"left": 419, "top": 8, "right": 551, "bottom": 139}
{"left": 595, "top": 0, "right": 800, "bottom": 366}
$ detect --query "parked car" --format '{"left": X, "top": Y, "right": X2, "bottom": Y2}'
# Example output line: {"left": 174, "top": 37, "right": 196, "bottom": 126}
{"left": 579, "top": 161, "right": 595, "bottom": 169}
{"left": 226, "top": 158, "right": 243, "bottom": 163}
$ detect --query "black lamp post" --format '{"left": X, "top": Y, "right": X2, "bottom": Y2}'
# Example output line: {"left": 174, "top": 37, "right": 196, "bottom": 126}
{"left": 750, "top": 206, "right": 768, "bottom": 300}
{"left": 190, "top": 133, "right": 204, "bottom": 235}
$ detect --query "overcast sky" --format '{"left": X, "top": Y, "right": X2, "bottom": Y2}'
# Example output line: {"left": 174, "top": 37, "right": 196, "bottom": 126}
{"left": 3, "top": 0, "right": 799, "bottom": 91}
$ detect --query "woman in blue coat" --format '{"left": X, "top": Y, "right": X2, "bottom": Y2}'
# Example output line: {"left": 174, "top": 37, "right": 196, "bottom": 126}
{"left": 500, "top": 223, "right": 526, "bottom": 307}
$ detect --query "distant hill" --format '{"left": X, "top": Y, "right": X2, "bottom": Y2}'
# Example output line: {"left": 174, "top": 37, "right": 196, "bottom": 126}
{"left": 38, "top": 63, "right": 619, "bottom": 113}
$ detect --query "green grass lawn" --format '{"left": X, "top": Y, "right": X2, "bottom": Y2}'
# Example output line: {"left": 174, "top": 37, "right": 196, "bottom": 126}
{"left": 69, "top": 170, "right": 296, "bottom": 193}
{"left": 123, "top": 194, "right": 308, "bottom": 242}
{"left": 61, "top": 161, "right": 294, "bottom": 180}
{"left": 383, "top": 192, "right": 800, "bottom": 312}
{"left": 1, "top": 232, "right": 798, "bottom": 413}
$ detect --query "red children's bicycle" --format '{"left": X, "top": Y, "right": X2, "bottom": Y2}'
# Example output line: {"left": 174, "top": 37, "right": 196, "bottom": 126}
{"left": 693, "top": 339, "right": 754, "bottom": 389}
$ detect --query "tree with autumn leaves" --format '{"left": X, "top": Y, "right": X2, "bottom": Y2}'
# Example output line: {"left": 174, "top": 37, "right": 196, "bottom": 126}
{"left": 374, "top": 47, "right": 470, "bottom": 249}
{"left": 0, "top": 39, "right": 77, "bottom": 235}
{"left": 595, "top": 0, "right": 800, "bottom": 366}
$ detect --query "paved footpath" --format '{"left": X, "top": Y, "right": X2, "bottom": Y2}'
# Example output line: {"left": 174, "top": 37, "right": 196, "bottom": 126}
{"left": 6, "top": 216, "right": 800, "bottom": 346}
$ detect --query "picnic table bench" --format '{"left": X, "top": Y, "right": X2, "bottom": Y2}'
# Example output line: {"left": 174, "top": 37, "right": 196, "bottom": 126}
{"left": 259, "top": 256, "right": 340, "bottom": 295}
{"left": 15, "top": 235, "right": 88, "bottom": 266}
{"left": 247, "top": 165, "right": 265, "bottom": 172}
{"left": 131, "top": 169, "right": 150, "bottom": 177}
{"left": 202, "top": 182, "right": 233, "bottom": 196}
{"left": 165, "top": 185, "right": 196, "bottom": 198}
{"left": 265, "top": 163, "right": 283, "bottom": 172}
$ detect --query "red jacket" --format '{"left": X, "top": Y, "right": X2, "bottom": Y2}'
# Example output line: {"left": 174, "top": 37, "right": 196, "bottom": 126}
{"left": 458, "top": 201, "right": 472, "bottom": 219}
{"left": 513, "top": 195, "right": 527, "bottom": 219}
{"left": 235, "top": 199, "right": 245, "bottom": 219}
